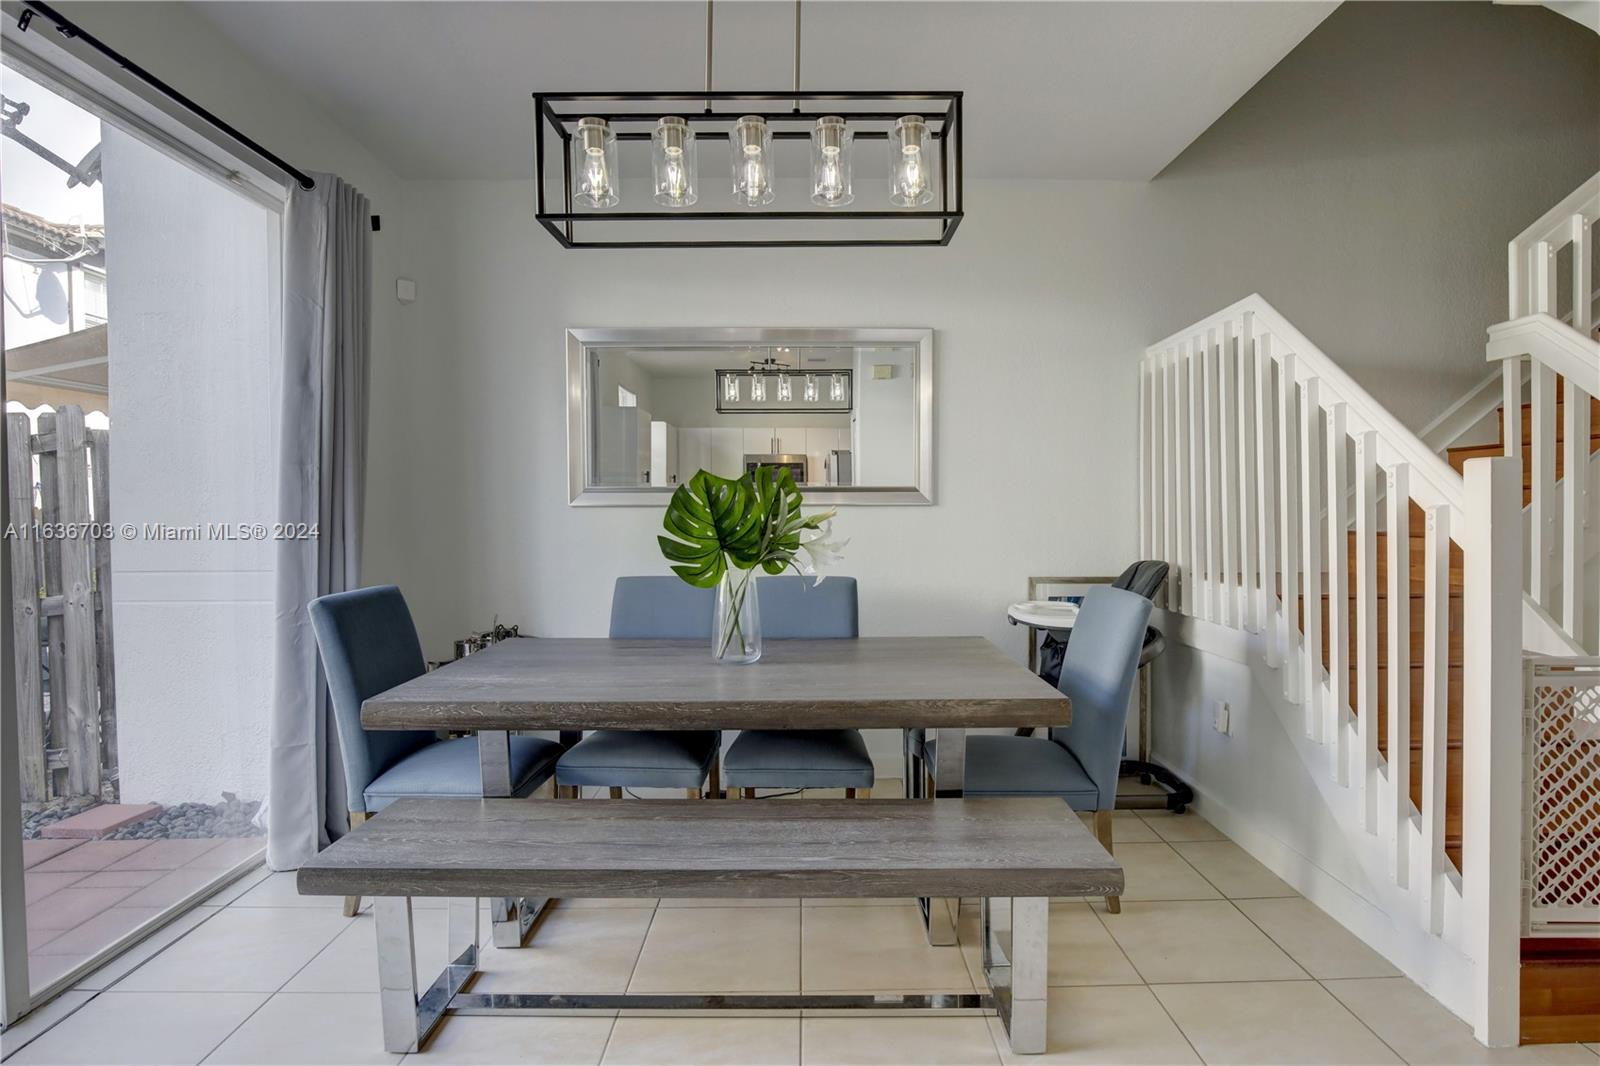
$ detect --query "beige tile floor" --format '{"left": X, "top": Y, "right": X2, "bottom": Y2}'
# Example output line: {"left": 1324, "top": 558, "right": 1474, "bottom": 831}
{"left": 3, "top": 797, "right": 1598, "bottom": 1066}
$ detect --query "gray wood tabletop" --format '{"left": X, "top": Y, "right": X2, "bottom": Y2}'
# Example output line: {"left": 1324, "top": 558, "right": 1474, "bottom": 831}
{"left": 360, "top": 636, "right": 1070, "bottom": 732}
{"left": 296, "top": 797, "right": 1121, "bottom": 899}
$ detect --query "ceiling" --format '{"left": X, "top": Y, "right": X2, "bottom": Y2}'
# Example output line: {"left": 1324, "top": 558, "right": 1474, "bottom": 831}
{"left": 189, "top": 1, "right": 1336, "bottom": 181}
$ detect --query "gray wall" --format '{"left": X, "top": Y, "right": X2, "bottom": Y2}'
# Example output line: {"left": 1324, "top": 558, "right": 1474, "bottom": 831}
{"left": 1147, "top": 1, "right": 1600, "bottom": 431}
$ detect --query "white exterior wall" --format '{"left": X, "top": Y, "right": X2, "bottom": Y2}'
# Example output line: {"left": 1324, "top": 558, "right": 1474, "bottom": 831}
{"left": 100, "top": 125, "right": 279, "bottom": 805}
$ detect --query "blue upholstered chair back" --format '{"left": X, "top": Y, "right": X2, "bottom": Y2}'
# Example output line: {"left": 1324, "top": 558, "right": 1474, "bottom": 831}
{"left": 610, "top": 575, "right": 857, "bottom": 639}
{"left": 759, "top": 576, "right": 858, "bottom": 638}
{"left": 610, "top": 577, "right": 715, "bottom": 638}
{"left": 307, "top": 585, "right": 437, "bottom": 813}
{"left": 1049, "top": 585, "right": 1153, "bottom": 809}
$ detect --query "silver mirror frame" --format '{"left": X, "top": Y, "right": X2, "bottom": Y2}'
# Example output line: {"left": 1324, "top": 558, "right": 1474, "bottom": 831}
{"left": 567, "top": 327, "right": 934, "bottom": 506}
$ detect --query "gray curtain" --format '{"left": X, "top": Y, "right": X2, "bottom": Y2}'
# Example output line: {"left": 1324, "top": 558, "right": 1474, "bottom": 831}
{"left": 266, "top": 174, "right": 371, "bottom": 871}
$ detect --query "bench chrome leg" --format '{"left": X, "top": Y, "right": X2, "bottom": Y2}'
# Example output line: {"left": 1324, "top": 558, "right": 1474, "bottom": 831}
{"left": 982, "top": 896, "right": 1048, "bottom": 1055}
{"left": 378, "top": 896, "right": 482, "bottom": 1055}
{"left": 376, "top": 897, "right": 422, "bottom": 1053}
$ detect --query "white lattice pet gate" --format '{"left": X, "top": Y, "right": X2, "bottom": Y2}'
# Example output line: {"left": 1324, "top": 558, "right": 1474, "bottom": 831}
{"left": 1524, "top": 657, "right": 1600, "bottom": 934}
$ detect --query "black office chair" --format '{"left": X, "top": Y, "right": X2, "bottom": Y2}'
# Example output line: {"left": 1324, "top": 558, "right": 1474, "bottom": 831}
{"left": 1030, "top": 560, "right": 1192, "bottom": 813}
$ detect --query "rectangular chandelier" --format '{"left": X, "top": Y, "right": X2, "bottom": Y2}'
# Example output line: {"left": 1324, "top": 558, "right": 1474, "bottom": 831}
{"left": 533, "top": 91, "right": 963, "bottom": 249}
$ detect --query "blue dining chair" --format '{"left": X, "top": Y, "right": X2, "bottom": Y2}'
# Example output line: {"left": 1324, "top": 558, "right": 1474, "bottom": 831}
{"left": 723, "top": 576, "right": 872, "bottom": 798}
{"left": 923, "top": 584, "right": 1151, "bottom": 912}
{"left": 555, "top": 577, "right": 723, "bottom": 798}
{"left": 308, "top": 585, "right": 563, "bottom": 915}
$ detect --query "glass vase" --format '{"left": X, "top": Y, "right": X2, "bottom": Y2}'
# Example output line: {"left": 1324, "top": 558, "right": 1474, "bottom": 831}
{"left": 714, "top": 570, "right": 762, "bottom": 664}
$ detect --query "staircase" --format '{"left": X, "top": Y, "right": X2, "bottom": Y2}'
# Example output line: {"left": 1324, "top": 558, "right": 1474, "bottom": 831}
{"left": 1137, "top": 171, "right": 1600, "bottom": 1052}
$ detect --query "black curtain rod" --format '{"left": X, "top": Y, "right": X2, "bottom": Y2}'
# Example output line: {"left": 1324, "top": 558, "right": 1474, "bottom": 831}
{"left": 17, "top": 0, "right": 316, "bottom": 189}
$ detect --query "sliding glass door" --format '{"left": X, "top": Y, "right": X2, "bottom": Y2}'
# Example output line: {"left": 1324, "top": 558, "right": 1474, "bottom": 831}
{"left": 1, "top": 59, "right": 280, "bottom": 1011}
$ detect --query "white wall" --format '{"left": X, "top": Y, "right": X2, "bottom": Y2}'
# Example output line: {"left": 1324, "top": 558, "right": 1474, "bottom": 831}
{"left": 375, "top": 179, "right": 1156, "bottom": 670}
{"left": 1145, "top": 1, "right": 1600, "bottom": 432}
{"left": 101, "top": 125, "right": 279, "bottom": 805}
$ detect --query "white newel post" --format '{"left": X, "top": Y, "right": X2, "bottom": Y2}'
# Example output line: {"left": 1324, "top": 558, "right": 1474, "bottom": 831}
{"left": 1460, "top": 456, "right": 1522, "bottom": 1047}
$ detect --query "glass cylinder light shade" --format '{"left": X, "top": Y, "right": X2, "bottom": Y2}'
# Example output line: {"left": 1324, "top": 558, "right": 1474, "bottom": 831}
{"left": 777, "top": 374, "right": 792, "bottom": 402}
{"left": 730, "top": 115, "right": 776, "bottom": 206}
{"left": 572, "top": 118, "right": 619, "bottom": 208}
{"left": 804, "top": 374, "right": 818, "bottom": 402}
{"left": 888, "top": 115, "right": 934, "bottom": 207}
{"left": 652, "top": 116, "right": 698, "bottom": 207}
{"left": 810, "top": 116, "right": 853, "bottom": 207}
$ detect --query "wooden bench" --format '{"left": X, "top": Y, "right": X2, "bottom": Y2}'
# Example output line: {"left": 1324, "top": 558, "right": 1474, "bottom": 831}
{"left": 297, "top": 796, "right": 1122, "bottom": 1055}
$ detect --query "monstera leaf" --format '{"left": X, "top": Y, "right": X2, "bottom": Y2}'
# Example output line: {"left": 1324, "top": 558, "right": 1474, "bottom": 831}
{"left": 658, "top": 467, "right": 817, "bottom": 587}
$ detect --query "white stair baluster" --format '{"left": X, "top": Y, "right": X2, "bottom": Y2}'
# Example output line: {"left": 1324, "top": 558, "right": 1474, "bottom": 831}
{"left": 1530, "top": 363, "right": 1556, "bottom": 611}
{"left": 1385, "top": 463, "right": 1411, "bottom": 887}
{"left": 1419, "top": 505, "right": 1450, "bottom": 937}
{"left": 1354, "top": 431, "right": 1379, "bottom": 820}
{"left": 1562, "top": 377, "right": 1589, "bottom": 646}
{"left": 1278, "top": 350, "right": 1301, "bottom": 701}
{"left": 1255, "top": 329, "right": 1278, "bottom": 661}
{"left": 1326, "top": 406, "right": 1351, "bottom": 783}
{"left": 1238, "top": 314, "right": 1258, "bottom": 632}
{"left": 1219, "top": 321, "right": 1237, "bottom": 628}
{"left": 1202, "top": 329, "right": 1220, "bottom": 622}
{"left": 1300, "top": 378, "right": 1323, "bottom": 737}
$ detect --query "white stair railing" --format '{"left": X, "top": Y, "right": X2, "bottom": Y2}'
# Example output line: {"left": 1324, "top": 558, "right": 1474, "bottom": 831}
{"left": 1490, "top": 172, "right": 1600, "bottom": 651}
{"left": 1140, "top": 294, "right": 1525, "bottom": 1045}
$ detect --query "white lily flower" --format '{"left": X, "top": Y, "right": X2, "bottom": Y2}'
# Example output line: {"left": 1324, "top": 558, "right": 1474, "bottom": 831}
{"left": 796, "top": 518, "right": 849, "bottom": 586}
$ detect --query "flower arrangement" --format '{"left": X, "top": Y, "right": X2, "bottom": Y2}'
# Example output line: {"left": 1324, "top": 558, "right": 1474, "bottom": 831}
{"left": 658, "top": 466, "right": 846, "bottom": 662}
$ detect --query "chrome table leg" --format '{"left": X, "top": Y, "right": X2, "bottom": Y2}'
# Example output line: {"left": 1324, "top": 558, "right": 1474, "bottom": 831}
{"left": 920, "top": 726, "right": 967, "bottom": 946}
{"left": 478, "top": 730, "right": 542, "bottom": 946}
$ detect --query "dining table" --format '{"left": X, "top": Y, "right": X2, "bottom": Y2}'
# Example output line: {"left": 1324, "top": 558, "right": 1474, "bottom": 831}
{"left": 361, "top": 634, "right": 1072, "bottom": 946}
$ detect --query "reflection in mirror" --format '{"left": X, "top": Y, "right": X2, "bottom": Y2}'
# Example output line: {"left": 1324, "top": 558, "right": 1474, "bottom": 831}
{"left": 569, "top": 330, "right": 931, "bottom": 505}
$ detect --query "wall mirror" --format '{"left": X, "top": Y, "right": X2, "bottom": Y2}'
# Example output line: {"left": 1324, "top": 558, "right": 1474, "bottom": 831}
{"left": 567, "top": 328, "right": 933, "bottom": 505}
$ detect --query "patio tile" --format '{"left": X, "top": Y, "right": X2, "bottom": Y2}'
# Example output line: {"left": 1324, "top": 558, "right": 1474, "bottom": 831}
{"left": 1234, "top": 898, "right": 1399, "bottom": 979}
{"left": 800, "top": 1017, "right": 1000, "bottom": 1065}
{"left": 407, "top": 1016, "right": 613, "bottom": 1065}
{"left": 39, "top": 803, "right": 161, "bottom": 839}
{"left": 1153, "top": 980, "right": 1400, "bottom": 1064}
{"left": 985, "top": 985, "right": 1200, "bottom": 1064}
{"left": 29, "top": 840, "right": 150, "bottom": 874}
{"left": 1325, "top": 977, "right": 1600, "bottom": 1064}
{"left": 184, "top": 838, "right": 266, "bottom": 870}
{"left": 70, "top": 868, "right": 165, "bottom": 890}
{"left": 202, "top": 992, "right": 398, "bottom": 1065}
{"left": 801, "top": 903, "right": 972, "bottom": 994}
{"left": 4, "top": 990, "right": 267, "bottom": 1065}
{"left": 602, "top": 1017, "right": 799, "bottom": 1065}
{"left": 117, "top": 865, "right": 238, "bottom": 908}
{"left": 26, "top": 886, "right": 140, "bottom": 931}
{"left": 114, "top": 905, "right": 351, "bottom": 993}
{"left": 30, "top": 906, "right": 165, "bottom": 956}
{"left": 201, "top": 865, "right": 272, "bottom": 907}
{"left": 1098, "top": 900, "right": 1308, "bottom": 984}
{"left": 631, "top": 906, "right": 799, "bottom": 993}
{"left": 28, "top": 952, "right": 90, "bottom": 992}
{"left": 72, "top": 905, "right": 223, "bottom": 991}
{"left": 22, "top": 839, "right": 85, "bottom": 869}
{"left": 105, "top": 838, "right": 226, "bottom": 871}
{"left": 25, "top": 870, "right": 85, "bottom": 904}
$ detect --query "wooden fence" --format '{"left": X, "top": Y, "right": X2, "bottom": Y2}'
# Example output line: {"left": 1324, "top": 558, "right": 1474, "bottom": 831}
{"left": 5, "top": 405, "right": 116, "bottom": 803}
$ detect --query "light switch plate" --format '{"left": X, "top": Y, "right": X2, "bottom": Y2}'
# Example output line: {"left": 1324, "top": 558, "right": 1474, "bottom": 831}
{"left": 871, "top": 364, "right": 895, "bottom": 379}
{"left": 396, "top": 278, "right": 417, "bottom": 303}
{"left": 1213, "top": 701, "right": 1231, "bottom": 735}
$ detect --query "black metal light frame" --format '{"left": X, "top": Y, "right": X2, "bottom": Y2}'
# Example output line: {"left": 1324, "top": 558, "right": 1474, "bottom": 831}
{"left": 533, "top": 91, "right": 963, "bottom": 249}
